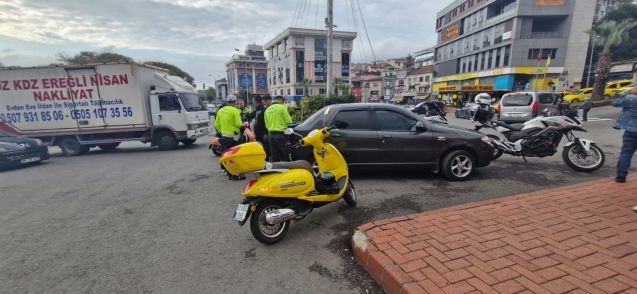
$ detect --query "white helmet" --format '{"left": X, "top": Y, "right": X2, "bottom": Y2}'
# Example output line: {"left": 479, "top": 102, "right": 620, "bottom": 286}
{"left": 474, "top": 93, "right": 491, "bottom": 104}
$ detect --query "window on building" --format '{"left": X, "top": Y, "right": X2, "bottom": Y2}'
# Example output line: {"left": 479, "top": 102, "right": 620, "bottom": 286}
{"left": 468, "top": 60, "right": 472, "bottom": 72}
{"left": 399, "top": 80, "right": 405, "bottom": 86}
{"left": 480, "top": 53, "right": 485, "bottom": 70}
{"left": 456, "top": 59, "right": 461, "bottom": 74}
{"left": 426, "top": 76, "right": 430, "bottom": 82}
{"left": 527, "top": 49, "right": 557, "bottom": 60}
{"left": 296, "top": 88, "right": 304, "bottom": 95}
{"left": 494, "top": 24, "right": 504, "bottom": 45}
{"left": 504, "top": 45, "right": 511, "bottom": 67}
{"left": 495, "top": 48, "right": 502, "bottom": 67}
{"left": 462, "top": 58, "right": 467, "bottom": 73}
{"left": 483, "top": 28, "right": 491, "bottom": 47}
{"left": 319, "top": 88, "right": 326, "bottom": 94}
{"left": 295, "top": 36, "right": 305, "bottom": 46}
{"left": 373, "top": 83, "right": 378, "bottom": 87}
{"left": 473, "top": 34, "right": 479, "bottom": 50}
{"left": 487, "top": 50, "right": 493, "bottom": 69}
{"left": 456, "top": 42, "right": 461, "bottom": 56}
{"left": 419, "top": 77, "right": 424, "bottom": 82}
{"left": 474, "top": 54, "right": 479, "bottom": 71}
{"left": 464, "top": 38, "right": 469, "bottom": 53}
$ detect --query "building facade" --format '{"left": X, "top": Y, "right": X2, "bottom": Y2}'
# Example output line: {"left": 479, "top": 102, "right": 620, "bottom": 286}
{"left": 264, "top": 28, "right": 357, "bottom": 101}
{"left": 214, "top": 78, "right": 228, "bottom": 101}
{"left": 414, "top": 47, "right": 435, "bottom": 68}
{"left": 225, "top": 44, "right": 269, "bottom": 96}
{"left": 351, "top": 74, "right": 382, "bottom": 102}
{"left": 407, "top": 65, "right": 435, "bottom": 98}
{"left": 432, "top": 0, "right": 595, "bottom": 103}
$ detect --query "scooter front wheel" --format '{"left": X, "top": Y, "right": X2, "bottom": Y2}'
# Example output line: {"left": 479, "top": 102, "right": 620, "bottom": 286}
{"left": 250, "top": 199, "right": 290, "bottom": 245}
{"left": 343, "top": 182, "right": 357, "bottom": 207}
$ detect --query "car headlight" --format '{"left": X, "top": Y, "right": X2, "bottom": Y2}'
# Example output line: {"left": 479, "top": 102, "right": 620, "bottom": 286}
{"left": 33, "top": 138, "right": 43, "bottom": 146}
{"left": 188, "top": 124, "right": 197, "bottom": 130}
{"left": 481, "top": 136, "right": 492, "bottom": 144}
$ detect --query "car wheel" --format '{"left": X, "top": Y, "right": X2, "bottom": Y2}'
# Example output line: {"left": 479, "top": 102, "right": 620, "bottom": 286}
{"left": 603, "top": 94, "right": 610, "bottom": 100}
{"left": 465, "top": 112, "right": 470, "bottom": 120}
{"left": 455, "top": 111, "right": 459, "bottom": 118}
{"left": 572, "top": 99, "right": 580, "bottom": 104}
{"left": 441, "top": 150, "right": 475, "bottom": 181}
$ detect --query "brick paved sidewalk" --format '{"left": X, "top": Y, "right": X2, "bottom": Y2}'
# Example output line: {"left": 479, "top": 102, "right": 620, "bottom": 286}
{"left": 352, "top": 175, "right": 637, "bottom": 294}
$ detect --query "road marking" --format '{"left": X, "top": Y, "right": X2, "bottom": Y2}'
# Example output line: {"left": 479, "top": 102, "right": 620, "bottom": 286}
{"left": 585, "top": 118, "right": 613, "bottom": 122}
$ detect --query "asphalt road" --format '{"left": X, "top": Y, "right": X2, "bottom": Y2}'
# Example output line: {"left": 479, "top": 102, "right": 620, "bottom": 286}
{"left": 1, "top": 106, "right": 634, "bottom": 294}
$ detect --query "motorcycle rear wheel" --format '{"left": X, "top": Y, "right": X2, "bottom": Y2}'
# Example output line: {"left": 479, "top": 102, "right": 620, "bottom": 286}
{"left": 486, "top": 134, "right": 504, "bottom": 160}
{"left": 562, "top": 144, "right": 605, "bottom": 172}
{"left": 250, "top": 199, "right": 290, "bottom": 245}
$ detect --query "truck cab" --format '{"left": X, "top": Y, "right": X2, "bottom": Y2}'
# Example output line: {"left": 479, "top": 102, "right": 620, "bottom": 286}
{"left": 148, "top": 73, "right": 212, "bottom": 150}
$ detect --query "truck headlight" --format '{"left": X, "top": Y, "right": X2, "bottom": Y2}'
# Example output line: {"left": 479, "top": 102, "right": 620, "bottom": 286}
{"left": 188, "top": 124, "right": 197, "bottom": 130}
{"left": 481, "top": 136, "right": 492, "bottom": 144}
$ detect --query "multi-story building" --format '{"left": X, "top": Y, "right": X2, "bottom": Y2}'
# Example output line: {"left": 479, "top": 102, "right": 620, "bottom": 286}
{"left": 214, "top": 78, "right": 228, "bottom": 101}
{"left": 387, "top": 58, "right": 409, "bottom": 69}
{"left": 351, "top": 74, "right": 382, "bottom": 102}
{"left": 432, "top": 0, "right": 595, "bottom": 103}
{"left": 264, "top": 28, "right": 357, "bottom": 102}
{"left": 225, "top": 44, "right": 269, "bottom": 96}
{"left": 407, "top": 65, "right": 435, "bottom": 97}
{"left": 414, "top": 47, "right": 435, "bottom": 68}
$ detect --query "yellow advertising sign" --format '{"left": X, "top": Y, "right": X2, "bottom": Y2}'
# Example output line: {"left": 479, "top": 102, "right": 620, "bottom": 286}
{"left": 439, "top": 86, "right": 457, "bottom": 92}
{"left": 536, "top": 0, "right": 565, "bottom": 6}
{"left": 460, "top": 85, "right": 494, "bottom": 92}
{"left": 514, "top": 67, "right": 546, "bottom": 74}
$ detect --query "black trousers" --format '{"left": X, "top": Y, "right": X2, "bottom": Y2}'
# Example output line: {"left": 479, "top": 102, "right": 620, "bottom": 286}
{"left": 269, "top": 132, "right": 291, "bottom": 162}
{"left": 583, "top": 109, "right": 590, "bottom": 121}
{"left": 255, "top": 133, "right": 270, "bottom": 161}
{"left": 220, "top": 137, "right": 239, "bottom": 172}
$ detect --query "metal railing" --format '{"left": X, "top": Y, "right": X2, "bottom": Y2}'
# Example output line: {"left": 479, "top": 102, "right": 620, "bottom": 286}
{"left": 486, "top": 6, "right": 516, "bottom": 26}
{"left": 530, "top": 32, "right": 563, "bottom": 39}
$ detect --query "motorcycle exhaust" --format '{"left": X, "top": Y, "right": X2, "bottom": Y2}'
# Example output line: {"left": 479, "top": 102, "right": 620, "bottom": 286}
{"left": 264, "top": 209, "right": 296, "bottom": 225}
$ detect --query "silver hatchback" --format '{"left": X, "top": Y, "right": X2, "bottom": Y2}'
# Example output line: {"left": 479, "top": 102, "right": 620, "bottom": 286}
{"left": 498, "top": 91, "right": 559, "bottom": 123}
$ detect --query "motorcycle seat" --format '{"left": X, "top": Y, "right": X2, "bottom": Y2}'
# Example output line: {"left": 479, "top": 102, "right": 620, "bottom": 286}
{"left": 495, "top": 121, "right": 524, "bottom": 131}
{"left": 271, "top": 160, "right": 314, "bottom": 174}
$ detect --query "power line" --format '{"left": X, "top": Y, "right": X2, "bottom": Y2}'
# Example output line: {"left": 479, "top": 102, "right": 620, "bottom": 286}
{"left": 291, "top": 0, "right": 301, "bottom": 27}
{"left": 345, "top": 0, "right": 351, "bottom": 31}
{"left": 305, "top": 0, "right": 312, "bottom": 27}
{"left": 355, "top": 0, "right": 377, "bottom": 62}
{"left": 296, "top": 0, "right": 307, "bottom": 27}
{"left": 350, "top": 0, "right": 367, "bottom": 63}
{"left": 314, "top": 0, "right": 320, "bottom": 29}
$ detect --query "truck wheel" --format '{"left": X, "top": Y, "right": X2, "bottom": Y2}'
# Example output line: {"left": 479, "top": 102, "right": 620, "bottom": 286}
{"left": 180, "top": 139, "right": 197, "bottom": 145}
{"left": 155, "top": 131, "right": 179, "bottom": 151}
{"left": 79, "top": 145, "right": 91, "bottom": 155}
{"left": 98, "top": 143, "right": 120, "bottom": 150}
{"left": 59, "top": 137, "right": 83, "bottom": 157}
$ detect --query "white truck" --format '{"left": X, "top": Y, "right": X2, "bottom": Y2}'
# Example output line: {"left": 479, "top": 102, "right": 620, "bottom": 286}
{"left": 0, "top": 62, "right": 212, "bottom": 156}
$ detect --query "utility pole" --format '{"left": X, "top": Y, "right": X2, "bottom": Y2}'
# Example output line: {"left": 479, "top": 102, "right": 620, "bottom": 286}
{"left": 326, "top": 0, "right": 334, "bottom": 96}
{"left": 586, "top": 34, "right": 596, "bottom": 89}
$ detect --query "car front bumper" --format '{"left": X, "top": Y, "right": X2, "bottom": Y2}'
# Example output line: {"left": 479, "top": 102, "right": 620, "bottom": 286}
{"left": 0, "top": 146, "right": 50, "bottom": 168}
{"left": 470, "top": 142, "right": 493, "bottom": 168}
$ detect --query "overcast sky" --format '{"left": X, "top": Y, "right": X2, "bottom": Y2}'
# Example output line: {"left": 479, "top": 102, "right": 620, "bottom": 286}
{"left": 0, "top": 0, "right": 447, "bottom": 89}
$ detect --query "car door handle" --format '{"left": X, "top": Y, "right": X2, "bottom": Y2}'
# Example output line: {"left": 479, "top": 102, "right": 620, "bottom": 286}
{"left": 331, "top": 134, "right": 341, "bottom": 137}
{"left": 158, "top": 114, "right": 162, "bottom": 120}
{"left": 382, "top": 135, "right": 392, "bottom": 138}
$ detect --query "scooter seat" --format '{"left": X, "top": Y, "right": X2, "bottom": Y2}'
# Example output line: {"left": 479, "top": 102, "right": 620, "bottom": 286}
{"left": 495, "top": 121, "right": 524, "bottom": 131}
{"left": 271, "top": 160, "right": 314, "bottom": 174}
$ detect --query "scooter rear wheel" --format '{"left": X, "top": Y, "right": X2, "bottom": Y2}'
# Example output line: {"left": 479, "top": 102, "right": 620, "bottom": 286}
{"left": 250, "top": 199, "right": 290, "bottom": 245}
{"left": 343, "top": 182, "right": 357, "bottom": 207}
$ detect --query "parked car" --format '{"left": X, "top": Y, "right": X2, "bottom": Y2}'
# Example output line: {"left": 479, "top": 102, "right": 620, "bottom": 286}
{"left": 454, "top": 103, "right": 480, "bottom": 119}
{"left": 0, "top": 130, "right": 50, "bottom": 169}
{"left": 614, "top": 83, "right": 636, "bottom": 97}
{"left": 291, "top": 103, "right": 494, "bottom": 181}
{"left": 498, "top": 91, "right": 559, "bottom": 123}
{"left": 605, "top": 79, "right": 633, "bottom": 99}
{"left": 410, "top": 101, "right": 445, "bottom": 116}
{"left": 207, "top": 105, "right": 217, "bottom": 116}
{"left": 563, "top": 88, "right": 592, "bottom": 104}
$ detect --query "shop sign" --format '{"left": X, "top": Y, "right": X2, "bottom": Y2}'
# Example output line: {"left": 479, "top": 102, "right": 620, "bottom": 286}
{"left": 536, "top": 0, "right": 564, "bottom": 6}
{"left": 439, "top": 86, "right": 457, "bottom": 91}
{"left": 440, "top": 22, "right": 461, "bottom": 44}
{"left": 503, "top": 31, "right": 512, "bottom": 40}
{"left": 315, "top": 52, "right": 325, "bottom": 61}
{"left": 416, "top": 92, "right": 428, "bottom": 96}
{"left": 515, "top": 67, "right": 545, "bottom": 74}
{"left": 460, "top": 85, "right": 494, "bottom": 91}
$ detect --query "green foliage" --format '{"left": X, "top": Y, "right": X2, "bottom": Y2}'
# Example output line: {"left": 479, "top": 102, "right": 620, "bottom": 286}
{"left": 405, "top": 54, "right": 415, "bottom": 68}
{"left": 205, "top": 87, "right": 216, "bottom": 102}
{"left": 298, "top": 78, "right": 312, "bottom": 97}
{"left": 56, "top": 51, "right": 133, "bottom": 65}
{"left": 237, "top": 90, "right": 250, "bottom": 101}
{"left": 586, "top": 4, "right": 637, "bottom": 65}
{"left": 143, "top": 61, "right": 195, "bottom": 85}
{"left": 288, "top": 93, "right": 356, "bottom": 122}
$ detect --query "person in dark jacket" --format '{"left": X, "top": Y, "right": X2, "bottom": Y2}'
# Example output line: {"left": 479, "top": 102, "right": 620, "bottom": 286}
{"left": 579, "top": 96, "right": 594, "bottom": 121}
{"left": 247, "top": 94, "right": 270, "bottom": 159}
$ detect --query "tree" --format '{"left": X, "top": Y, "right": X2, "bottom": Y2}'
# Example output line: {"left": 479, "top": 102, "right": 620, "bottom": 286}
{"left": 405, "top": 54, "right": 415, "bottom": 68}
{"left": 205, "top": 87, "right": 216, "bottom": 102}
{"left": 594, "top": 4, "right": 637, "bottom": 63}
{"left": 237, "top": 90, "right": 250, "bottom": 103}
{"left": 143, "top": 61, "right": 195, "bottom": 85}
{"left": 585, "top": 18, "right": 637, "bottom": 100}
{"left": 56, "top": 51, "right": 133, "bottom": 65}
{"left": 333, "top": 77, "right": 344, "bottom": 95}
{"left": 338, "top": 83, "right": 351, "bottom": 95}
{"left": 298, "top": 78, "right": 312, "bottom": 97}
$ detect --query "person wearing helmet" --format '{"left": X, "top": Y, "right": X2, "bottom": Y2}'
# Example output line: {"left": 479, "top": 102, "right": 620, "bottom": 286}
{"left": 474, "top": 93, "right": 491, "bottom": 105}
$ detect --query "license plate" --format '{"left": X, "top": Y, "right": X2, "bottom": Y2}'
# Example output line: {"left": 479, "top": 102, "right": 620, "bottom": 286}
{"left": 201, "top": 128, "right": 209, "bottom": 134}
{"left": 20, "top": 157, "right": 40, "bottom": 163}
{"left": 233, "top": 204, "right": 250, "bottom": 221}
{"left": 510, "top": 113, "right": 522, "bottom": 117}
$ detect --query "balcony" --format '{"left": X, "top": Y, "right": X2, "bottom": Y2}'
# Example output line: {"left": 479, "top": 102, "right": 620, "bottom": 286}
{"left": 486, "top": 6, "right": 516, "bottom": 26}
{"left": 530, "top": 32, "right": 563, "bottom": 39}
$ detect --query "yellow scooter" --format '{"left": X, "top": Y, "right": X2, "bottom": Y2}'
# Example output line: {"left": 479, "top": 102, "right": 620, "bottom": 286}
{"left": 220, "top": 107, "right": 357, "bottom": 245}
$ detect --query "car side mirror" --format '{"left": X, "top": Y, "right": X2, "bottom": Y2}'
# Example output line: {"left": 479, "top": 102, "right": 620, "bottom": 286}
{"left": 415, "top": 121, "right": 426, "bottom": 132}
{"left": 283, "top": 128, "right": 294, "bottom": 135}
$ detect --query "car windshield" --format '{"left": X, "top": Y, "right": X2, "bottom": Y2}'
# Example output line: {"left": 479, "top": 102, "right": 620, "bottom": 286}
{"left": 298, "top": 107, "right": 327, "bottom": 127}
{"left": 502, "top": 94, "right": 533, "bottom": 106}
{"left": 178, "top": 93, "right": 206, "bottom": 112}
{"left": 0, "top": 130, "right": 16, "bottom": 137}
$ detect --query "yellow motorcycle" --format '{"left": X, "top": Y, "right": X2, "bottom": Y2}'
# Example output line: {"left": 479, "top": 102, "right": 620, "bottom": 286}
{"left": 220, "top": 107, "right": 356, "bottom": 245}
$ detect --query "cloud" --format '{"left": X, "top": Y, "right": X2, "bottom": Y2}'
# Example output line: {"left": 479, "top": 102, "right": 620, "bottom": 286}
{"left": 0, "top": 0, "right": 447, "bottom": 85}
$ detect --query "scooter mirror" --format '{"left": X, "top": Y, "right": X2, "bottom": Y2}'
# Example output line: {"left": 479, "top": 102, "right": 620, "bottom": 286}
{"left": 283, "top": 128, "right": 294, "bottom": 135}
